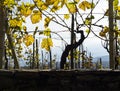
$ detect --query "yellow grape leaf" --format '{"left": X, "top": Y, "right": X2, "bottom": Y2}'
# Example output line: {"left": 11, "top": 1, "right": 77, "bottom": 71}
{"left": 41, "top": 38, "right": 53, "bottom": 51}
{"left": 53, "top": 0, "right": 59, "bottom": 6}
{"left": 48, "top": 38, "right": 53, "bottom": 47}
{"left": 9, "top": 19, "right": 17, "bottom": 28}
{"left": 113, "top": 0, "right": 119, "bottom": 10}
{"left": 43, "top": 28, "right": 51, "bottom": 36}
{"left": 99, "top": 31, "right": 106, "bottom": 37}
{"left": 41, "top": 38, "right": 46, "bottom": 48}
{"left": 46, "top": 0, "right": 56, "bottom": 5}
{"left": 25, "top": 9, "right": 32, "bottom": 17}
{"left": 79, "top": 1, "right": 92, "bottom": 11}
{"left": 3, "top": 0, "right": 15, "bottom": 8}
{"left": 85, "top": 18, "right": 91, "bottom": 25}
{"left": 24, "top": 34, "right": 34, "bottom": 47}
{"left": 61, "top": 0, "right": 67, "bottom": 7}
{"left": 44, "top": 17, "right": 52, "bottom": 28}
{"left": 64, "top": 14, "right": 70, "bottom": 19}
{"left": 19, "top": 2, "right": 33, "bottom": 17}
{"left": 20, "top": 8, "right": 32, "bottom": 17}
{"left": 35, "top": 0, "right": 48, "bottom": 10}
{"left": 30, "top": 10, "right": 42, "bottom": 24}
{"left": 41, "top": 4, "right": 48, "bottom": 10}
{"left": 17, "top": 20, "right": 22, "bottom": 28}
{"left": 103, "top": 26, "right": 109, "bottom": 33}
{"left": 45, "top": 17, "right": 51, "bottom": 22}
{"left": 118, "top": 6, "right": 120, "bottom": 15}
{"left": 51, "top": 6, "right": 61, "bottom": 12}
{"left": 66, "top": 2, "right": 77, "bottom": 13}
{"left": 85, "top": 29, "right": 90, "bottom": 34}
{"left": 9, "top": 18, "right": 22, "bottom": 28}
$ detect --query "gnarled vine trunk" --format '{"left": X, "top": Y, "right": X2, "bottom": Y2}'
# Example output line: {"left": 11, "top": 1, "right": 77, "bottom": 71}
{"left": 60, "top": 31, "right": 85, "bottom": 69}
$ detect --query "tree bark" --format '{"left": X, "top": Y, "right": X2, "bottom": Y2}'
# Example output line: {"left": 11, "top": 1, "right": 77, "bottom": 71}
{"left": 60, "top": 31, "right": 85, "bottom": 69}
{"left": 5, "top": 11, "right": 19, "bottom": 69}
{"left": 0, "top": 1, "right": 5, "bottom": 69}
{"left": 109, "top": 0, "right": 115, "bottom": 69}
{"left": 6, "top": 31, "right": 19, "bottom": 69}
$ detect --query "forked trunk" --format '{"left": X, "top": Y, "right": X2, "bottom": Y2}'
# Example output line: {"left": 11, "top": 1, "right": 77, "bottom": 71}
{"left": 60, "top": 31, "right": 85, "bottom": 69}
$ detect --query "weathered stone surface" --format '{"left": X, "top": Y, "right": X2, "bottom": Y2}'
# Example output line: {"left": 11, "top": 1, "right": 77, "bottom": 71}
{"left": 0, "top": 70, "right": 120, "bottom": 91}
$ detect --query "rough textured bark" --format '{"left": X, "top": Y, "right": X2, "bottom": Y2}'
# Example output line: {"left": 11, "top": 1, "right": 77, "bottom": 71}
{"left": 6, "top": 32, "right": 19, "bottom": 69}
{"left": 0, "top": 1, "right": 5, "bottom": 69}
{"left": 0, "top": 1, "right": 19, "bottom": 69}
{"left": 4, "top": 48, "right": 8, "bottom": 69}
{"left": 5, "top": 12, "right": 19, "bottom": 69}
{"left": 60, "top": 31, "right": 85, "bottom": 69}
{"left": 109, "top": 0, "right": 115, "bottom": 69}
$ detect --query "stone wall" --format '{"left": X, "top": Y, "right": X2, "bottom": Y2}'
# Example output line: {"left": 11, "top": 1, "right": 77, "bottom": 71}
{"left": 0, "top": 70, "right": 120, "bottom": 91}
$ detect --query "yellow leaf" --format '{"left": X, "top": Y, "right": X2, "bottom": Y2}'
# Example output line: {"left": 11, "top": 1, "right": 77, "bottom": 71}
{"left": 30, "top": 11, "right": 42, "bottom": 24}
{"left": 9, "top": 19, "right": 17, "bottom": 27}
{"left": 118, "top": 6, "right": 120, "bottom": 11}
{"left": 103, "top": 26, "right": 109, "bottom": 33}
{"left": 48, "top": 38, "right": 53, "bottom": 47}
{"left": 53, "top": 0, "right": 59, "bottom": 7}
{"left": 79, "top": 1, "right": 92, "bottom": 11}
{"left": 4, "top": 0, "right": 15, "bottom": 8}
{"left": 26, "top": 9, "right": 32, "bottom": 17}
{"left": 99, "top": 31, "right": 106, "bottom": 37}
{"left": 41, "top": 38, "right": 53, "bottom": 51}
{"left": 17, "top": 20, "right": 22, "bottom": 27}
{"left": 61, "top": 0, "right": 67, "bottom": 7}
{"left": 64, "top": 14, "right": 70, "bottom": 19}
{"left": 19, "top": 2, "right": 33, "bottom": 17}
{"left": 43, "top": 28, "right": 51, "bottom": 36}
{"left": 9, "top": 18, "right": 23, "bottom": 28}
{"left": 79, "top": 3, "right": 85, "bottom": 11}
{"left": 66, "top": 2, "right": 77, "bottom": 13}
{"left": 113, "top": 0, "right": 119, "bottom": 10}
{"left": 41, "top": 4, "right": 48, "bottom": 10}
{"left": 24, "top": 35, "right": 34, "bottom": 47}
{"left": 44, "top": 17, "right": 52, "bottom": 28}
{"left": 51, "top": 6, "right": 61, "bottom": 12}
{"left": 46, "top": 0, "right": 56, "bottom": 5}
{"left": 85, "top": 29, "right": 90, "bottom": 34}
{"left": 84, "top": 18, "right": 91, "bottom": 25}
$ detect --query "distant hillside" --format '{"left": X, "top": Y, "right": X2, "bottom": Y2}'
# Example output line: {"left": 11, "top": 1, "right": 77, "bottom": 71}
{"left": 93, "top": 55, "right": 109, "bottom": 61}
{"left": 93, "top": 55, "right": 109, "bottom": 68}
